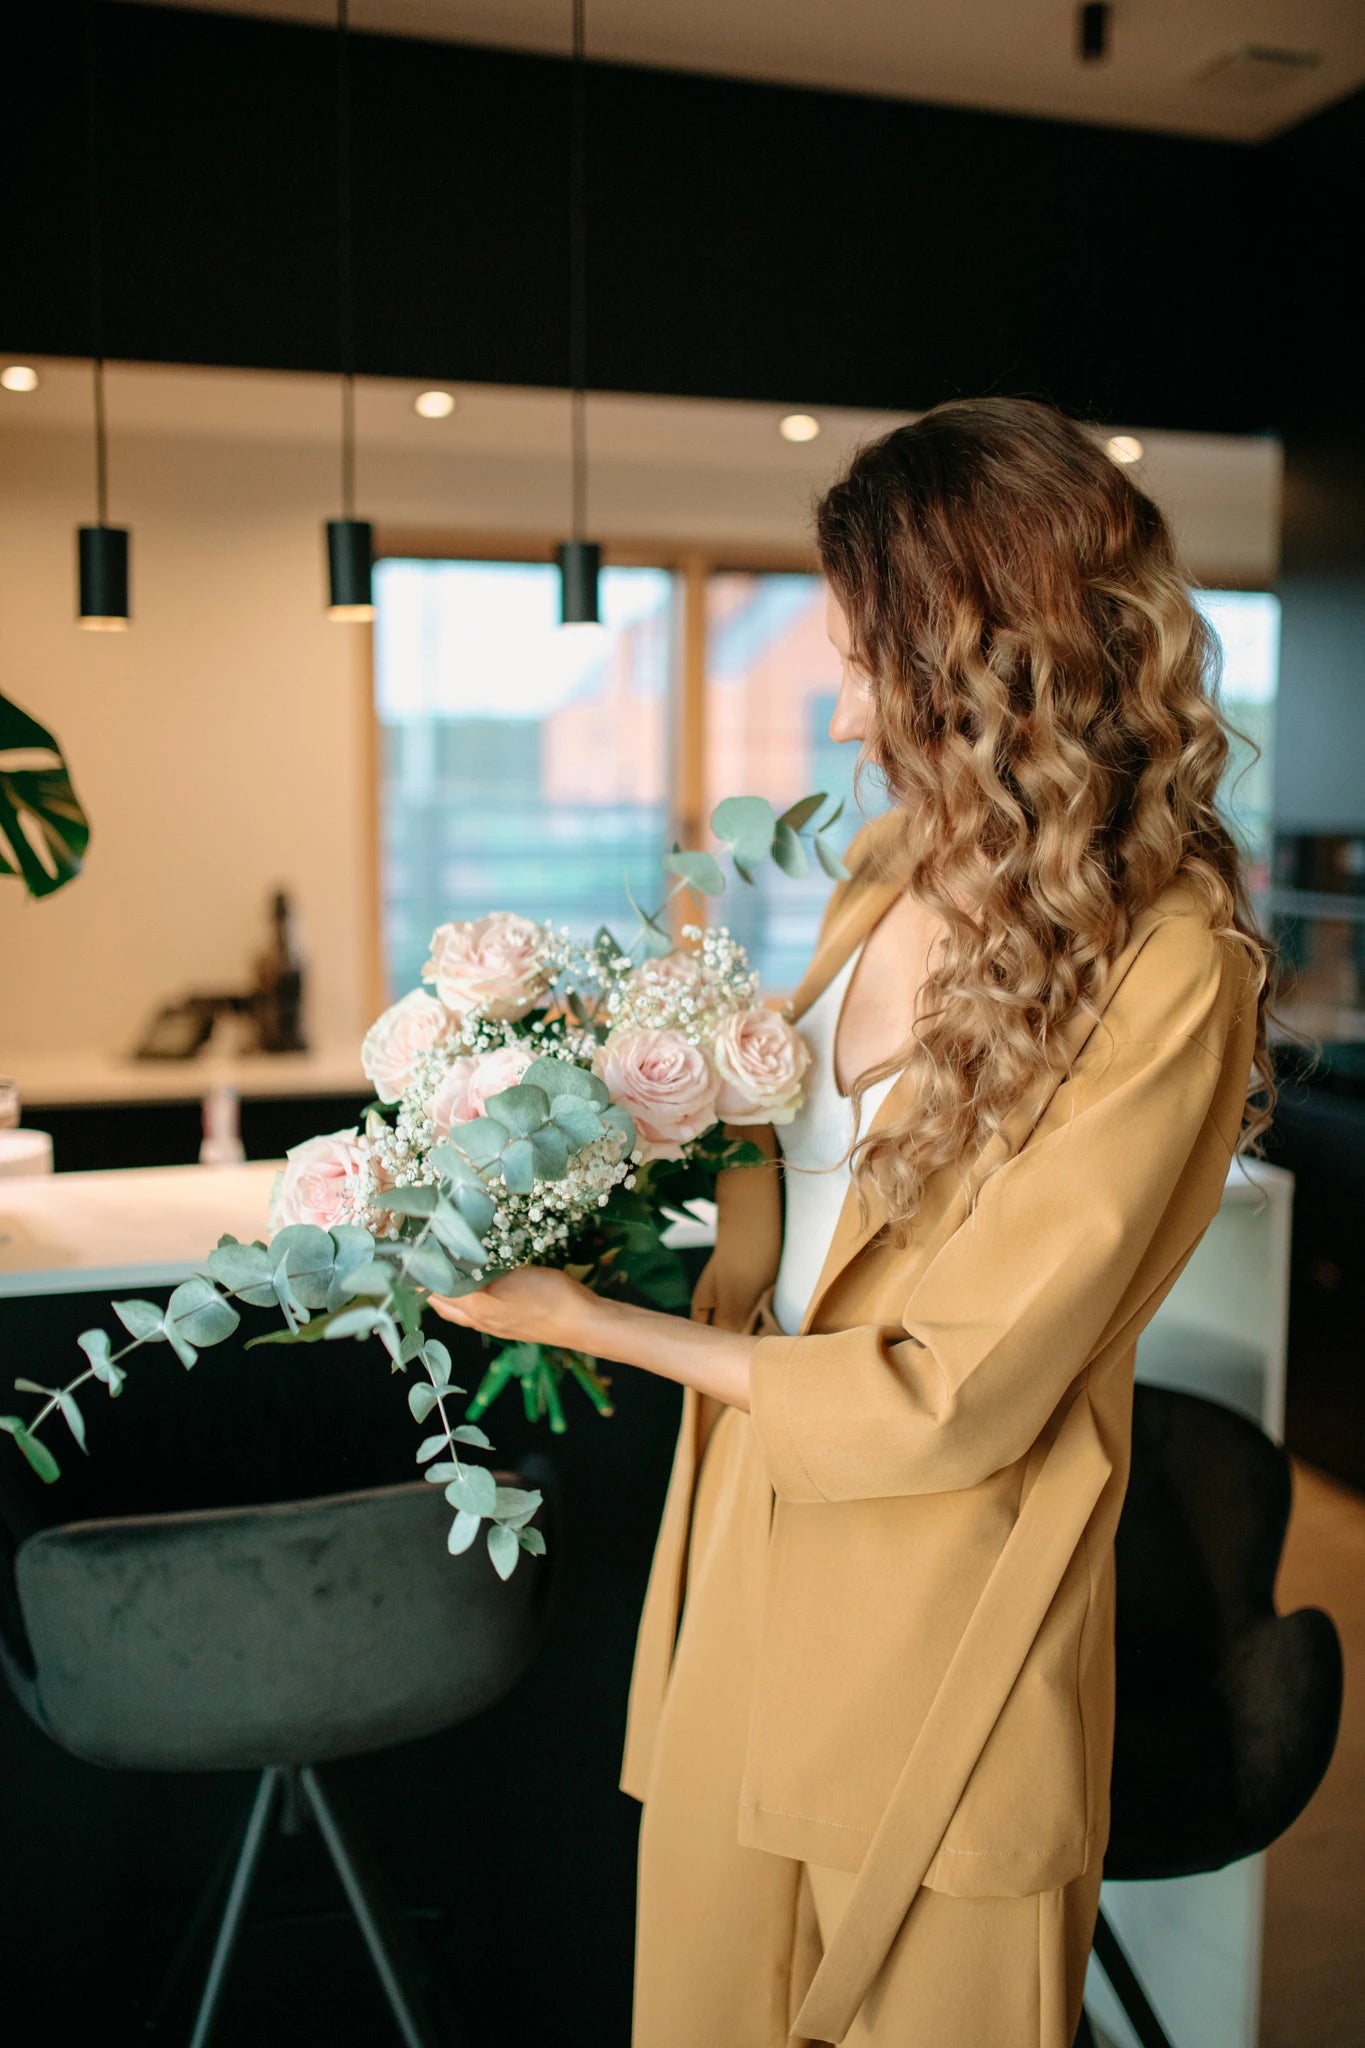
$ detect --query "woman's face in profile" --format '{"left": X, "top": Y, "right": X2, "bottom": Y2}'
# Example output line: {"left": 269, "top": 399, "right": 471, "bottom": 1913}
{"left": 826, "top": 589, "right": 875, "bottom": 745}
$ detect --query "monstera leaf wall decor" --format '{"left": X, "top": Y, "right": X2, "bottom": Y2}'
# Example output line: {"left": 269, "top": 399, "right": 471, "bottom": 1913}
{"left": 0, "top": 691, "right": 90, "bottom": 898}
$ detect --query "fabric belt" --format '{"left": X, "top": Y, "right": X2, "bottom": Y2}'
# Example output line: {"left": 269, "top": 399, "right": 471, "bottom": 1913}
{"left": 790, "top": 1379, "right": 1109, "bottom": 2043}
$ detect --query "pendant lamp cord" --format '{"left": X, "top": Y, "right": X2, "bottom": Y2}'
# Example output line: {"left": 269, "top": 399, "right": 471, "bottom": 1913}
{"left": 336, "top": 0, "right": 357, "bottom": 520}
{"left": 568, "top": 0, "right": 588, "bottom": 541}
{"left": 84, "top": 0, "right": 109, "bottom": 527}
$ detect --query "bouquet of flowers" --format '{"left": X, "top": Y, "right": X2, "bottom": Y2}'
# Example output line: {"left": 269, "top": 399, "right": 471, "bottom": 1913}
{"left": 2, "top": 794, "right": 848, "bottom": 1577}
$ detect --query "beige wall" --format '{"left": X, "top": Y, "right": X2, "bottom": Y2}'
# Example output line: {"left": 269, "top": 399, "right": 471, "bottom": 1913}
{"left": 0, "top": 365, "right": 1281, "bottom": 1063}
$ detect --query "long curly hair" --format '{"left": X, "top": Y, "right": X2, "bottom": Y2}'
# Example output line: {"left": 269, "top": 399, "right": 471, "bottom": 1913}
{"left": 815, "top": 396, "right": 1274, "bottom": 1235}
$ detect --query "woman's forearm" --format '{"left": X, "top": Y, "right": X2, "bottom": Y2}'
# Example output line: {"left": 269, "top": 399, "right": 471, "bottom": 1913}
{"left": 580, "top": 1294, "right": 757, "bottom": 1412}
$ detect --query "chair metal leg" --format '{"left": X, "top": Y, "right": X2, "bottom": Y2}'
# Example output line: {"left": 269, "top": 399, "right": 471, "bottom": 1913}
{"left": 1091, "top": 1907, "right": 1177, "bottom": 2048}
{"left": 187, "top": 1767, "right": 281, "bottom": 2048}
{"left": 300, "top": 1764, "right": 455, "bottom": 2048}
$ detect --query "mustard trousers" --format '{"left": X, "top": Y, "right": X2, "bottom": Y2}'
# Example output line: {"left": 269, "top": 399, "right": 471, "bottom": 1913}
{"left": 632, "top": 1404, "right": 1101, "bottom": 2048}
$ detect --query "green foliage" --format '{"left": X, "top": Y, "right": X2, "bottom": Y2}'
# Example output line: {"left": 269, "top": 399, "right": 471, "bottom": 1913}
{"left": 0, "top": 690, "right": 91, "bottom": 899}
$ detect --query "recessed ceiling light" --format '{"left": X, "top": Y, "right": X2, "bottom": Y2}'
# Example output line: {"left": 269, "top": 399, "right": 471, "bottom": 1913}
{"left": 414, "top": 389, "right": 457, "bottom": 419}
{"left": 1, "top": 364, "right": 40, "bottom": 393}
{"left": 779, "top": 412, "right": 821, "bottom": 444}
{"left": 1106, "top": 434, "right": 1144, "bottom": 465}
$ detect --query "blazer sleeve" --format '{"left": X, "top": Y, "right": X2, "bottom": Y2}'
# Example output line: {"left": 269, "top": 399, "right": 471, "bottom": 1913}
{"left": 746, "top": 927, "right": 1257, "bottom": 1504}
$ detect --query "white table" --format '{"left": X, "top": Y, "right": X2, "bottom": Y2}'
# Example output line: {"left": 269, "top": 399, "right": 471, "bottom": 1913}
{"left": 0, "top": 1161, "right": 281, "bottom": 1299}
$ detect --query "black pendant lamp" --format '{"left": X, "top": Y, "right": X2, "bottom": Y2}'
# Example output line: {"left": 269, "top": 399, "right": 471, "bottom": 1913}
{"left": 77, "top": 0, "right": 129, "bottom": 631}
{"left": 325, "top": 0, "right": 373, "bottom": 622}
{"left": 556, "top": 0, "right": 600, "bottom": 627}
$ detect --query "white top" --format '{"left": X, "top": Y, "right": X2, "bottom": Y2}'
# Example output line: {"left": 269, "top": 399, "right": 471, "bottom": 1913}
{"left": 772, "top": 943, "right": 900, "bottom": 1337}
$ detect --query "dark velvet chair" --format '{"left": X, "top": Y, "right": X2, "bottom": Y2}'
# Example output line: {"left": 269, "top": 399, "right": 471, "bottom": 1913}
{"left": 1081, "top": 1384, "right": 1343, "bottom": 2048}
{"left": 0, "top": 1460, "right": 555, "bottom": 2048}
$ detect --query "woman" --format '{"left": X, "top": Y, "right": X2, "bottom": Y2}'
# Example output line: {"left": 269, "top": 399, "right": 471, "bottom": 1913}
{"left": 432, "top": 397, "right": 1271, "bottom": 2046}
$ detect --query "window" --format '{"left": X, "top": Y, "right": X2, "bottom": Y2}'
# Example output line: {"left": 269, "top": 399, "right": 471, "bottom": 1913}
{"left": 372, "top": 557, "right": 1280, "bottom": 1008}
{"left": 703, "top": 570, "right": 887, "bottom": 988}
{"left": 374, "top": 558, "right": 676, "bottom": 998}
{"left": 1194, "top": 589, "right": 1280, "bottom": 892}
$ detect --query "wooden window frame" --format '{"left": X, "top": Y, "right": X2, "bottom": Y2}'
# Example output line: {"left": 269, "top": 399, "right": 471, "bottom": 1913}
{"left": 364, "top": 529, "right": 822, "bottom": 1009}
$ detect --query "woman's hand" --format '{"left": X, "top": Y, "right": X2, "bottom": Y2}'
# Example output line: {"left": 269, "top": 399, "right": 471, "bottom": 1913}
{"left": 427, "top": 1264, "right": 757, "bottom": 1412}
{"left": 427, "top": 1265, "right": 600, "bottom": 1350}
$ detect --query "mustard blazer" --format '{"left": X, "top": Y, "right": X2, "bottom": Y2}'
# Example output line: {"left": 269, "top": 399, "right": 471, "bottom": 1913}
{"left": 620, "top": 809, "right": 1260, "bottom": 2041}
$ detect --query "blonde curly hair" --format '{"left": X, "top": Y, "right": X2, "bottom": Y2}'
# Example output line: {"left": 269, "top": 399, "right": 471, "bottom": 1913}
{"left": 815, "top": 396, "right": 1274, "bottom": 1235}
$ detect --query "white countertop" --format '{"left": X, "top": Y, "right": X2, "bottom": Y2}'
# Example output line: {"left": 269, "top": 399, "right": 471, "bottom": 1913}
{"left": 0, "top": 1046, "right": 369, "bottom": 1108}
{"left": 0, "top": 1160, "right": 281, "bottom": 1297}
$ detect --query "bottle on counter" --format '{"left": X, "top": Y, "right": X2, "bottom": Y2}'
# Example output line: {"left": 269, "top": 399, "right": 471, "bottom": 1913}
{"left": 253, "top": 888, "right": 308, "bottom": 1054}
{"left": 199, "top": 1081, "right": 246, "bottom": 1166}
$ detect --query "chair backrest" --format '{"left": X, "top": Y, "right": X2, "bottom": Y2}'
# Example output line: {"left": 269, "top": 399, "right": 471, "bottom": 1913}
{"left": 1108, "top": 1384, "right": 1342, "bottom": 1879}
{"left": 8, "top": 1468, "right": 553, "bottom": 1773}
{"left": 1116, "top": 1384, "right": 1292, "bottom": 1688}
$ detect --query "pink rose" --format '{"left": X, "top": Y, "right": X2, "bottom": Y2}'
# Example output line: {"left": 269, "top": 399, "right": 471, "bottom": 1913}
{"left": 423, "top": 912, "right": 552, "bottom": 1022}
{"left": 429, "top": 1043, "right": 535, "bottom": 1135}
{"left": 269, "top": 1128, "right": 367, "bottom": 1232}
{"left": 361, "top": 989, "right": 455, "bottom": 1103}
{"left": 622, "top": 950, "right": 713, "bottom": 1002}
{"left": 592, "top": 1026, "right": 718, "bottom": 1163}
{"left": 712, "top": 1007, "right": 811, "bottom": 1125}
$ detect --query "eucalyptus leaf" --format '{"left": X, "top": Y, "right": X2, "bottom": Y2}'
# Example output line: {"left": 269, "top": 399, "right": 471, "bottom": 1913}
{"left": 423, "top": 1339, "right": 454, "bottom": 1390}
{"left": 499, "top": 1138, "right": 536, "bottom": 1195}
{"left": 776, "top": 791, "right": 829, "bottom": 833}
{"left": 78, "top": 1329, "right": 125, "bottom": 1395}
{"left": 711, "top": 793, "right": 775, "bottom": 868}
{"left": 113, "top": 1300, "right": 165, "bottom": 1343}
{"left": 267, "top": 1224, "right": 336, "bottom": 1311}
{"left": 624, "top": 874, "right": 672, "bottom": 955}
{"left": 376, "top": 1183, "right": 438, "bottom": 1218}
{"left": 486, "top": 1522, "right": 520, "bottom": 1581}
{"left": 409, "top": 1382, "right": 440, "bottom": 1424}
{"left": 206, "top": 1240, "right": 276, "bottom": 1299}
{"left": 771, "top": 820, "right": 808, "bottom": 878}
{"left": 662, "top": 847, "right": 726, "bottom": 896}
{"left": 448, "top": 1422, "right": 492, "bottom": 1448}
{"left": 58, "top": 1393, "right": 87, "bottom": 1452}
{"left": 601, "top": 1104, "right": 637, "bottom": 1151}
{"left": 447, "top": 1116, "right": 510, "bottom": 1171}
{"left": 415, "top": 1434, "right": 450, "bottom": 1464}
{"left": 341, "top": 1259, "right": 395, "bottom": 1300}
{"left": 528, "top": 1124, "right": 570, "bottom": 1182}
{"left": 428, "top": 1141, "right": 484, "bottom": 1188}
{"left": 493, "top": 1485, "right": 542, "bottom": 1529}
{"left": 483, "top": 1083, "right": 551, "bottom": 1139}
{"left": 449, "top": 1183, "right": 496, "bottom": 1236}
{"left": 167, "top": 1277, "right": 239, "bottom": 1349}
{"left": 814, "top": 831, "right": 851, "bottom": 881}
{"left": 424, "top": 1461, "right": 460, "bottom": 1483}
{"left": 165, "top": 1328, "right": 199, "bottom": 1370}
{"left": 523, "top": 1057, "right": 607, "bottom": 1106}
{"left": 445, "top": 1464, "right": 497, "bottom": 1517}
{"left": 516, "top": 1525, "right": 547, "bottom": 1557}
{"left": 447, "top": 1509, "right": 481, "bottom": 1556}
{"left": 430, "top": 1202, "right": 487, "bottom": 1266}
{"left": 12, "top": 1426, "right": 59, "bottom": 1483}
{"left": 550, "top": 1097, "right": 601, "bottom": 1149}
{"left": 323, "top": 1306, "right": 387, "bottom": 1340}
{"left": 13, "top": 1379, "right": 56, "bottom": 1397}
{"left": 403, "top": 1241, "right": 457, "bottom": 1295}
